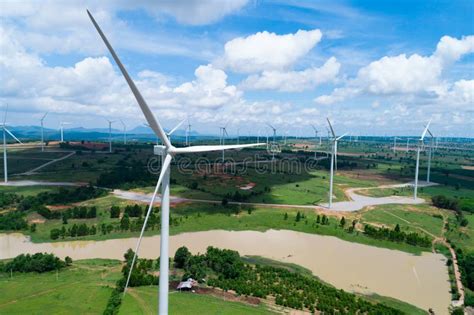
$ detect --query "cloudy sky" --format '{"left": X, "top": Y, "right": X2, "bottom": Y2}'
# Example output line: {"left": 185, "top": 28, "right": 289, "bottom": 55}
{"left": 1, "top": 0, "right": 473, "bottom": 136}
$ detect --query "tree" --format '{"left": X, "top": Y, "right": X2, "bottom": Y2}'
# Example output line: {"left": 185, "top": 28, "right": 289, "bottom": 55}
{"left": 296, "top": 212, "right": 301, "bottom": 222}
{"left": 50, "top": 229, "right": 61, "bottom": 240}
{"left": 121, "top": 214, "right": 130, "bottom": 230}
{"left": 110, "top": 206, "right": 120, "bottom": 218}
{"left": 65, "top": 256, "right": 73, "bottom": 266}
{"left": 174, "top": 246, "right": 191, "bottom": 269}
{"left": 394, "top": 224, "right": 401, "bottom": 233}
{"left": 316, "top": 215, "right": 321, "bottom": 224}
{"left": 340, "top": 217, "right": 346, "bottom": 228}
{"left": 284, "top": 213, "right": 288, "bottom": 220}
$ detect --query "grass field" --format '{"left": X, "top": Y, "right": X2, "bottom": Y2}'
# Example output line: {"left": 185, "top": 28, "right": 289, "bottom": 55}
{"left": 360, "top": 204, "right": 445, "bottom": 238}
{"left": 120, "top": 286, "right": 275, "bottom": 315}
{"left": 0, "top": 259, "right": 121, "bottom": 315}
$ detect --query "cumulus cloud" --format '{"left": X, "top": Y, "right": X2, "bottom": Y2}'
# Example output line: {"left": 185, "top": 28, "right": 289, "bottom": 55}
{"left": 240, "top": 57, "right": 340, "bottom": 92}
{"left": 218, "top": 29, "right": 322, "bottom": 73}
{"left": 315, "top": 35, "right": 474, "bottom": 104}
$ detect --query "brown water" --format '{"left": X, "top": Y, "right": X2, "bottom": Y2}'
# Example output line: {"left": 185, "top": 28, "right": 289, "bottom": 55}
{"left": 0, "top": 230, "right": 450, "bottom": 314}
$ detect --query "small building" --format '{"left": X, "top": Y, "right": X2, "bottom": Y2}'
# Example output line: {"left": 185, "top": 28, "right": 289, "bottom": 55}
{"left": 176, "top": 278, "right": 198, "bottom": 291}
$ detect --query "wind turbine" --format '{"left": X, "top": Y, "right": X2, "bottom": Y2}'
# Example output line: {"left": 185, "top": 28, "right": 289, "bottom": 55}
{"left": 219, "top": 125, "right": 228, "bottom": 162}
{"left": 59, "top": 121, "right": 70, "bottom": 142}
{"left": 106, "top": 119, "right": 115, "bottom": 153}
{"left": 40, "top": 112, "right": 48, "bottom": 152}
{"left": 120, "top": 119, "right": 127, "bottom": 144}
{"left": 327, "top": 118, "right": 346, "bottom": 208}
{"left": 2, "top": 105, "right": 23, "bottom": 183}
{"left": 185, "top": 119, "right": 191, "bottom": 146}
{"left": 87, "top": 11, "right": 264, "bottom": 315}
{"left": 414, "top": 120, "right": 431, "bottom": 199}
{"left": 393, "top": 137, "right": 402, "bottom": 153}
{"left": 267, "top": 123, "right": 277, "bottom": 160}
{"left": 166, "top": 119, "right": 186, "bottom": 142}
{"left": 311, "top": 125, "right": 319, "bottom": 159}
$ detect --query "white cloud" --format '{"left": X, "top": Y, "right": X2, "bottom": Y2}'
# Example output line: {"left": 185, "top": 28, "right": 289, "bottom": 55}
{"left": 218, "top": 29, "right": 322, "bottom": 73}
{"left": 240, "top": 57, "right": 340, "bottom": 92}
{"left": 315, "top": 35, "right": 474, "bottom": 104}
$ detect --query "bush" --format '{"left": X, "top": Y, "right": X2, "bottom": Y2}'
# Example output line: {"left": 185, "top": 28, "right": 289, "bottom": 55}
{"left": 2, "top": 253, "right": 66, "bottom": 273}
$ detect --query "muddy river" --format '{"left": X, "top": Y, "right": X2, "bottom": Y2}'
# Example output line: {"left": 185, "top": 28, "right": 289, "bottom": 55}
{"left": 0, "top": 229, "right": 450, "bottom": 314}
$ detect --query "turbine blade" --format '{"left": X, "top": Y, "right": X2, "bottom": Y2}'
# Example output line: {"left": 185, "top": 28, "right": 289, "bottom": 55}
{"left": 123, "top": 153, "right": 172, "bottom": 295}
{"left": 326, "top": 118, "right": 336, "bottom": 138}
{"left": 336, "top": 133, "right": 347, "bottom": 141}
{"left": 167, "top": 119, "right": 185, "bottom": 136}
{"left": 5, "top": 128, "right": 22, "bottom": 144}
{"left": 41, "top": 112, "right": 48, "bottom": 121}
{"left": 420, "top": 119, "right": 432, "bottom": 140}
{"left": 87, "top": 10, "right": 171, "bottom": 148}
{"left": 172, "top": 143, "right": 265, "bottom": 154}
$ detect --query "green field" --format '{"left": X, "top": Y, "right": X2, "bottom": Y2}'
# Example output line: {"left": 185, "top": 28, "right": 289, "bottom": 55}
{"left": 120, "top": 286, "right": 274, "bottom": 315}
{"left": 0, "top": 259, "right": 121, "bottom": 315}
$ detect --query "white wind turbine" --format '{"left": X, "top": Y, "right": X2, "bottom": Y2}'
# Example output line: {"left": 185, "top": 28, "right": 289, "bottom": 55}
{"left": 185, "top": 119, "right": 191, "bottom": 146}
{"left": 392, "top": 136, "right": 402, "bottom": 153}
{"left": 2, "top": 105, "right": 23, "bottom": 183}
{"left": 87, "top": 10, "right": 264, "bottom": 315}
{"left": 59, "top": 121, "right": 70, "bottom": 142}
{"left": 414, "top": 120, "right": 431, "bottom": 199}
{"left": 327, "top": 118, "right": 346, "bottom": 208}
{"left": 166, "top": 119, "right": 186, "bottom": 142}
{"left": 311, "top": 125, "right": 319, "bottom": 159}
{"left": 106, "top": 119, "right": 115, "bottom": 153}
{"left": 219, "top": 125, "right": 229, "bottom": 162}
{"left": 120, "top": 119, "right": 127, "bottom": 144}
{"left": 267, "top": 123, "right": 277, "bottom": 160}
{"left": 40, "top": 112, "right": 48, "bottom": 152}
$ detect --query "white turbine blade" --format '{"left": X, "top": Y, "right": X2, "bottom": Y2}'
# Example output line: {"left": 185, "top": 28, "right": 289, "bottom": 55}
{"left": 120, "top": 119, "right": 126, "bottom": 128}
{"left": 266, "top": 123, "right": 275, "bottom": 131}
{"left": 311, "top": 124, "right": 317, "bottom": 131}
{"left": 336, "top": 133, "right": 347, "bottom": 141}
{"left": 167, "top": 119, "right": 185, "bottom": 136}
{"left": 326, "top": 118, "right": 336, "bottom": 138}
{"left": 123, "top": 153, "right": 172, "bottom": 295}
{"left": 427, "top": 129, "right": 433, "bottom": 137}
{"left": 420, "top": 119, "right": 432, "bottom": 140}
{"left": 87, "top": 10, "right": 171, "bottom": 148}
{"left": 4, "top": 128, "right": 22, "bottom": 144}
{"left": 172, "top": 143, "right": 265, "bottom": 154}
{"left": 41, "top": 112, "right": 48, "bottom": 121}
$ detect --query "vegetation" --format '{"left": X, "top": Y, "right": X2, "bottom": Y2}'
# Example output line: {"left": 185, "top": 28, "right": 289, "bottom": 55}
{"left": 1, "top": 253, "right": 70, "bottom": 273}
{"left": 0, "top": 211, "right": 28, "bottom": 231}
{"left": 363, "top": 224, "right": 431, "bottom": 247}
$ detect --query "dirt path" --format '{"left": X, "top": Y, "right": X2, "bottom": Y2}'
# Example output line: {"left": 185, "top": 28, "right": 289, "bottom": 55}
{"left": 18, "top": 151, "right": 75, "bottom": 176}
{"left": 127, "top": 288, "right": 154, "bottom": 315}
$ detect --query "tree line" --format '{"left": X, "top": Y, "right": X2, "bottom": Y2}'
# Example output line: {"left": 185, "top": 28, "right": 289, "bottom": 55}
{"left": 0, "top": 253, "right": 72, "bottom": 274}
{"left": 363, "top": 224, "right": 431, "bottom": 247}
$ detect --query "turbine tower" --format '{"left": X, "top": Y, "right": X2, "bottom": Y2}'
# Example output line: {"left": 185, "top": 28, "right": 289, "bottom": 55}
{"left": 87, "top": 11, "right": 265, "bottom": 315}
{"left": 106, "top": 119, "right": 115, "bottom": 153}
{"left": 185, "top": 119, "right": 191, "bottom": 146}
{"left": 393, "top": 137, "right": 402, "bottom": 153}
{"left": 59, "top": 121, "right": 70, "bottom": 142}
{"left": 2, "top": 105, "right": 23, "bottom": 183}
{"left": 327, "top": 118, "right": 346, "bottom": 208}
{"left": 120, "top": 119, "right": 127, "bottom": 144}
{"left": 414, "top": 120, "right": 431, "bottom": 200}
{"left": 267, "top": 123, "right": 277, "bottom": 160}
{"left": 219, "top": 125, "right": 228, "bottom": 162}
{"left": 40, "top": 112, "right": 48, "bottom": 152}
{"left": 311, "top": 125, "right": 319, "bottom": 159}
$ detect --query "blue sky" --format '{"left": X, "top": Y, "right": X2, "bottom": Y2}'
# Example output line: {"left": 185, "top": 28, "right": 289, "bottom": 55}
{"left": 0, "top": 0, "right": 473, "bottom": 136}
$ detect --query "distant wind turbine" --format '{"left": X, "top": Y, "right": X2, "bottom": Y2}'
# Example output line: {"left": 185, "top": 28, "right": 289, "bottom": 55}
{"left": 87, "top": 10, "right": 265, "bottom": 315}
{"left": 311, "top": 125, "right": 319, "bottom": 159}
{"left": 414, "top": 120, "right": 431, "bottom": 199}
{"left": 327, "top": 118, "right": 346, "bottom": 208}
{"left": 2, "top": 105, "right": 23, "bottom": 183}
{"left": 106, "top": 119, "right": 115, "bottom": 153}
{"left": 59, "top": 121, "right": 70, "bottom": 142}
{"left": 120, "top": 119, "right": 127, "bottom": 144}
{"left": 219, "top": 125, "right": 229, "bottom": 162}
{"left": 40, "top": 112, "right": 48, "bottom": 152}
